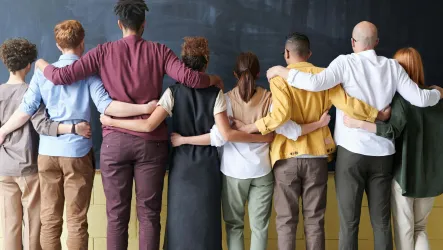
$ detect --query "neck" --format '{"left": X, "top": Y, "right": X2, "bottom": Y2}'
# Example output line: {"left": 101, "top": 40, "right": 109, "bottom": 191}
{"left": 122, "top": 29, "right": 139, "bottom": 38}
{"left": 62, "top": 49, "right": 82, "bottom": 58}
{"left": 6, "top": 71, "right": 26, "bottom": 84}
{"left": 287, "top": 58, "right": 307, "bottom": 65}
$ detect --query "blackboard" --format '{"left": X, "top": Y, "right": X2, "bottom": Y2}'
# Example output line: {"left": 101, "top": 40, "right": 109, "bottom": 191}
{"left": 1, "top": 0, "right": 442, "bottom": 169}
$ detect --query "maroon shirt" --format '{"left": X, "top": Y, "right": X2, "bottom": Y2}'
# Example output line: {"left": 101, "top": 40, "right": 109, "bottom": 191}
{"left": 43, "top": 35, "right": 210, "bottom": 141}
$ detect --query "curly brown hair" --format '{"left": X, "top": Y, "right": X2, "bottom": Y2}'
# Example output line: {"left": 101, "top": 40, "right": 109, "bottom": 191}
{"left": 181, "top": 37, "right": 209, "bottom": 71}
{"left": 0, "top": 38, "right": 37, "bottom": 73}
{"left": 54, "top": 20, "right": 85, "bottom": 49}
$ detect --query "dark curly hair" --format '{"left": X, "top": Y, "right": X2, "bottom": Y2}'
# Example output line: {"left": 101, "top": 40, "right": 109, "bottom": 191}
{"left": 0, "top": 38, "right": 37, "bottom": 73}
{"left": 114, "top": 0, "right": 149, "bottom": 31}
{"left": 181, "top": 37, "right": 209, "bottom": 72}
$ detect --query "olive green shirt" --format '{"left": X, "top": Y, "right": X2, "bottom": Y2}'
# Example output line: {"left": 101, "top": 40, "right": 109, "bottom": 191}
{"left": 376, "top": 93, "right": 443, "bottom": 198}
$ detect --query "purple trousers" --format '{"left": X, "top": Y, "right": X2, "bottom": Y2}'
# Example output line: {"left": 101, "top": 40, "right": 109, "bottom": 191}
{"left": 100, "top": 132, "right": 168, "bottom": 250}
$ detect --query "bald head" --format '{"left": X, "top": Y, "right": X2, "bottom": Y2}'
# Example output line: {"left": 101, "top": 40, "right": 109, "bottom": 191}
{"left": 352, "top": 21, "right": 379, "bottom": 51}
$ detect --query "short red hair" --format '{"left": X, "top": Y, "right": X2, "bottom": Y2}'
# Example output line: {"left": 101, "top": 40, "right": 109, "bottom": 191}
{"left": 54, "top": 20, "right": 85, "bottom": 49}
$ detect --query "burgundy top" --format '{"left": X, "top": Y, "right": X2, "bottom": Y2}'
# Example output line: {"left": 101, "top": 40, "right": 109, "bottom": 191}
{"left": 43, "top": 35, "right": 210, "bottom": 141}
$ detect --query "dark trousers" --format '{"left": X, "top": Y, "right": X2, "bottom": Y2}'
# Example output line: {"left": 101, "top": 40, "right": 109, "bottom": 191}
{"left": 100, "top": 132, "right": 168, "bottom": 250}
{"left": 273, "top": 158, "right": 328, "bottom": 250}
{"left": 335, "top": 146, "right": 394, "bottom": 250}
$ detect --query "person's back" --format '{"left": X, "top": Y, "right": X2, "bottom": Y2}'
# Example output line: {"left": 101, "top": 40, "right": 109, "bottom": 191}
{"left": 334, "top": 51, "right": 403, "bottom": 155}
{"left": 388, "top": 94, "right": 443, "bottom": 196}
{"left": 221, "top": 86, "right": 272, "bottom": 178}
{"left": 271, "top": 63, "right": 334, "bottom": 163}
{"left": 170, "top": 84, "right": 220, "bottom": 166}
{"left": 0, "top": 83, "right": 38, "bottom": 176}
{"left": 30, "top": 56, "right": 96, "bottom": 156}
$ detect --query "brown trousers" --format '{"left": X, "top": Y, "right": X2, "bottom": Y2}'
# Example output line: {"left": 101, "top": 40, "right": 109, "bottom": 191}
{"left": 0, "top": 173, "right": 41, "bottom": 250}
{"left": 273, "top": 158, "right": 328, "bottom": 250}
{"left": 38, "top": 151, "right": 95, "bottom": 250}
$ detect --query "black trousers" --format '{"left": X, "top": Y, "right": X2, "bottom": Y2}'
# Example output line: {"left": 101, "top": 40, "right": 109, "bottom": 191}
{"left": 335, "top": 146, "right": 394, "bottom": 250}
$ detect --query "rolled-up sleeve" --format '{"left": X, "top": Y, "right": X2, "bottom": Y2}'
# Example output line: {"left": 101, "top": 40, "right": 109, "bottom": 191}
{"left": 30, "top": 104, "right": 59, "bottom": 136}
{"left": 88, "top": 75, "right": 112, "bottom": 114}
{"left": 209, "top": 125, "right": 226, "bottom": 147}
{"left": 157, "top": 88, "right": 174, "bottom": 117}
{"left": 20, "top": 70, "right": 44, "bottom": 116}
{"left": 255, "top": 77, "right": 292, "bottom": 134}
{"left": 269, "top": 104, "right": 302, "bottom": 141}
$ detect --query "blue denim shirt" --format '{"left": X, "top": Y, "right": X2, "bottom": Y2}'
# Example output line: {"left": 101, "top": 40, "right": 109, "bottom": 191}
{"left": 20, "top": 54, "right": 112, "bottom": 157}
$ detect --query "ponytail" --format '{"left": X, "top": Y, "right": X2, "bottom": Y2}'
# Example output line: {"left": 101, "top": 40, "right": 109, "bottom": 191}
{"left": 238, "top": 69, "right": 256, "bottom": 103}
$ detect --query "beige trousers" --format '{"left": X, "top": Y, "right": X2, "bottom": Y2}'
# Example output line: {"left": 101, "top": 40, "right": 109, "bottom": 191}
{"left": 391, "top": 180, "right": 435, "bottom": 250}
{"left": 0, "top": 173, "right": 41, "bottom": 250}
{"left": 38, "top": 151, "right": 95, "bottom": 250}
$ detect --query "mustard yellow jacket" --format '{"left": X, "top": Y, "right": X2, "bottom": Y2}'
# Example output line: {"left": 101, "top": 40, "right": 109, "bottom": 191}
{"left": 255, "top": 62, "right": 379, "bottom": 166}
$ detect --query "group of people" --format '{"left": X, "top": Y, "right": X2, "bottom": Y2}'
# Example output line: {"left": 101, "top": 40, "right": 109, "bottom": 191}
{"left": 0, "top": 1, "right": 442, "bottom": 250}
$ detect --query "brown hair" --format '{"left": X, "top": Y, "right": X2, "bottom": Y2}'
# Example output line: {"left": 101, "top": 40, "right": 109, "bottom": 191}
{"left": 393, "top": 47, "right": 425, "bottom": 86}
{"left": 0, "top": 38, "right": 37, "bottom": 73}
{"left": 234, "top": 52, "right": 260, "bottom": 103}
{"left": 54, "top": 20, "right": 85, "bottom": 49}
{"left": 180, "top": 37, "right": 209, "bottom": 71}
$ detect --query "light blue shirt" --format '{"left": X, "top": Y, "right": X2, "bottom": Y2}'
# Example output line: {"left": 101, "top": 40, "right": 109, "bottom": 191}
{"left": 20, "top": 54, "right": 112, "bottom": 157}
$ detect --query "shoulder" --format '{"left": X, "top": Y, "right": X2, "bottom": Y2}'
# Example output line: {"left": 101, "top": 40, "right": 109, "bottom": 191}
{"left": 270, "top": 76, "right": 288, "bottom": 88}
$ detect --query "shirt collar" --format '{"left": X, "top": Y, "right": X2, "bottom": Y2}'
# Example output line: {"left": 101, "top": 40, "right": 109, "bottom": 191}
{"left": 287, "top": 62, "right": 314, "bottom": 69}
{"left": 355, "top": 49, "right": 377, "bottom": 56}
{"left": 59, "top": 54, "right": 80, "bottom": 61}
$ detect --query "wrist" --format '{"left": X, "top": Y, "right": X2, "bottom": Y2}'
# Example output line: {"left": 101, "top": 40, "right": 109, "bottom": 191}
{"left": 0, "top": 129, "right": 6, "bottom": 139}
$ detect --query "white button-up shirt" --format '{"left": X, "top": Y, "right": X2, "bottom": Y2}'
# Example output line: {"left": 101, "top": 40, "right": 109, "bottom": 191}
{"left": 286, "top": 50, "right": 441, "bottom": 156}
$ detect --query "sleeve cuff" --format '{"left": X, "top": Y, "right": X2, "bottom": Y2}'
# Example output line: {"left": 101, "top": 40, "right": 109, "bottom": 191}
{"left": 48, "top": 121, "right": 60, "bottom": 137}
{"left": 157, "top": 103, "right": 172, "bottom": 117}
{"left": 98, "top": 99, "right": 113, "bottom": 114}
{"left": 367, "top": 108, "right": 379, "bottom": 123}
{"left": 19, "top": 103, "right": 37, "bottom": 116}
{"left": 375, "top": 123, "right": 391, "bottom": 138}
{"left": 255, "top": 118, "right": 270, "bottom": 135}
{"left": 286, "top": 69, "right": 297, "bottom": 86}
{"left": 210, "top": 125, "right": 226, "bottom": 147}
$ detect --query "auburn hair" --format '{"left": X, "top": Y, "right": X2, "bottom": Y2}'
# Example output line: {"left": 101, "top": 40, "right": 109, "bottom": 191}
{"left": 234, "top": 52, "right": 260, "bottom": 103}
{"left": 181, "top": 37, "right": 209, "bottom": 71}
{"left": 54, "top": 20, "right": 85, "bottom": 49}
{"left": 393, "top": 47, "right": 425, "bottom": 86}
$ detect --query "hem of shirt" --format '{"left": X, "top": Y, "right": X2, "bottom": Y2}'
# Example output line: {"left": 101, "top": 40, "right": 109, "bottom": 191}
{"left": 336, "top": 143, "right": 395, "bottom": 156}
{"left": 38, "top": 146, "right": 92, "bottom": 158}
{"left": 0, "top": 171, "right": 39, "bottom": 177}
{"left": 220, "top": 169, "right": 272, "bottom": 180}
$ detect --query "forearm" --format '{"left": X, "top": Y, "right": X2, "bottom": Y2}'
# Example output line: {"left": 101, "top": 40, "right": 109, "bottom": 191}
{"left": 107, "top": 118, "right": 154, "bottom": 133}
{"left": 361, "top": 122, "right": 376, "bottom": 133}
{"left": 300, "top": 121, "right": 323, "bottom": 135}
{"left": 351, "top": 120, "right": 377, "bottom": 133}
{"left": 104, "top": 101, "right": 151, "bottom": 117}
{"left": 57, "top": 124, "right": 73, "bottom": 135}
{"left": 182, "top": 134, "right": 211, "bottom": 146}
{"left": 224, "top": 129, "right": 270, "bottom": 143}
{"left": 240, "top": 123, "right": 260, "bottom": 134}
{"left": 0, "top": 110, "right": 31, "bottom": 137}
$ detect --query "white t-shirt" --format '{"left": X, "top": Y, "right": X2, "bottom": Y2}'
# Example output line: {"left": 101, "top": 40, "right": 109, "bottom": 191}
{"left": 286, "top": 50, "right": 441, "bottom": 156}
